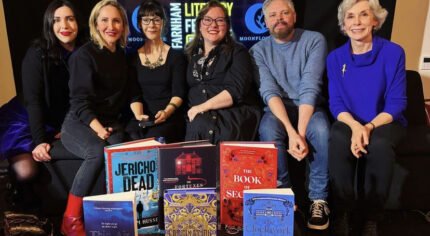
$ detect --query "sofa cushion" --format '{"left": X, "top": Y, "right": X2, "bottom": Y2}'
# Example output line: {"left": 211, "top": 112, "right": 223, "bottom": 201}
{"left": 396, "top": 125, "right": 430, "bottom": 156}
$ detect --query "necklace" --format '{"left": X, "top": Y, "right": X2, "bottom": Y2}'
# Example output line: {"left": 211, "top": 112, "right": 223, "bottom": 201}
{"left": 144, "top": 44, "right": 164, "bottom": 69}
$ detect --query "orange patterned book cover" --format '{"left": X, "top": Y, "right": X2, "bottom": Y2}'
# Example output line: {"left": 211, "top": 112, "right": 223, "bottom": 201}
{"left": 219, "top": 141, "right": 277, "bottom": 227}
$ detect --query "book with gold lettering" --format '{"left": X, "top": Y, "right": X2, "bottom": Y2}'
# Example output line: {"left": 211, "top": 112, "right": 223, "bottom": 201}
{"left": 219, "top": 141, "right": 277, "bottom": 228}
{"left": 163, "top": 188, "right": 217, "bottom": 236}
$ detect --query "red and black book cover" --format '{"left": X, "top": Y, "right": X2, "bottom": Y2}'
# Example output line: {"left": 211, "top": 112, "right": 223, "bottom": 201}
{"left": 220, "top": 141, "right": 277, "bottom": 227}
{"left": 157, "top": 143, "right": 217, "bottom": 229}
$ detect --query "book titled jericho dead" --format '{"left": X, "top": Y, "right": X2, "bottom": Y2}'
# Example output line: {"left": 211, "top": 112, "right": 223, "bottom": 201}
{"left": 104, "top": 138, "right": 164, "bottom": 234}
{"left": 220, "top": 141, "right": 277, "bottom": 227}
{"left": 164, "top": 188, "right": 217, "bottom": 236}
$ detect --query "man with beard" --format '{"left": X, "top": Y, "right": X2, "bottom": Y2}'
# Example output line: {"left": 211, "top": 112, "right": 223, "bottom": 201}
{"left": 250, "top": 0, "right": 330, "bottom": 231}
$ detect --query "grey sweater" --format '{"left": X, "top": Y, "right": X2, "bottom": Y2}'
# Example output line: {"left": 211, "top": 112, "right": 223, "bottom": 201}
{"left": 250, "top": 28, "right": 327, "bottom": 107}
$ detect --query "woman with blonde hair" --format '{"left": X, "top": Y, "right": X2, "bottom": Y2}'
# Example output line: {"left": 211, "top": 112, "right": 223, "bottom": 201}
{"left": 60, "top": 1, "right": 135, "bottom": 235}
{"left": 327, "top": 0, "right": 406, "bottom": 235}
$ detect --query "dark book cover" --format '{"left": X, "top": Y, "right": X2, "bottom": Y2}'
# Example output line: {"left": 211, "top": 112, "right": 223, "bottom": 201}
{"left": 164, "top": 188, "right": 217, "bottom": 236}
{"left": 158, "top": 143, "right": 217, "bottom": 229}
{"left": 243, "top": 188, "right": 294, "bottom": 236}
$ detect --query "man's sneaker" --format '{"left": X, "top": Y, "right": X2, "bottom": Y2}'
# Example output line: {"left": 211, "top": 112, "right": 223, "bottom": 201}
{"left": 308, "top": 200, "right": 330, "bottom": 230}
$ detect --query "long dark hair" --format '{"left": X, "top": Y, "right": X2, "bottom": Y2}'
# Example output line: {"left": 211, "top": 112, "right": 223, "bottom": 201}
{"left": 185, "top": 0, "right": 235, "bottom": 58}
{"left": 34, "top": 0, "right": 85, "bottom": 64}
{"left": 137, "top": 0, "right": 167, "bottom": 34}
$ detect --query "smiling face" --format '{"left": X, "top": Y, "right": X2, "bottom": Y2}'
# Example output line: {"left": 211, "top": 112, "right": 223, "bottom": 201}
{"left": 199, "top": 6, "right": 228, "bottom": 49}
{"left": 140, "top": 15, "right": 163, "bottom": 41}
{"left": 52, "top": 6, "right": 78, "bottom": 50}
{"left": 264, "top": 0, "right": 296, "bottom": 42}
{"left": 96, "top": 5, "right": 124, "bottom": 49}
{"left": 343, "top": 1, "right": 378, "bottom": 43}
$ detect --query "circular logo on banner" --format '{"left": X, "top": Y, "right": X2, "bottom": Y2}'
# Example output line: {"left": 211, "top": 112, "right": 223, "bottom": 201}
{"left": 245, "top": 3, "right": 267, "bottom": 34}
{"left": 131, "top": 6, "right": 141, "bottom": 33}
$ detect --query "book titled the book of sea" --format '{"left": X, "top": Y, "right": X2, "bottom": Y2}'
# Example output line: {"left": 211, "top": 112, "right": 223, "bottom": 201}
{"left": 164, "top": 188, "right": 217, "bottom": 236}
{"left": 83, "top": 191, "right": 137, "bottom": 236}
{"left": 104, "top": 138, "right": 163, "bottom": 234}
{"left": 220, "top": 141, "right": 278, "bottom": 227}
{"left": 243, "top": 188, "right": 295, "bottom": 236}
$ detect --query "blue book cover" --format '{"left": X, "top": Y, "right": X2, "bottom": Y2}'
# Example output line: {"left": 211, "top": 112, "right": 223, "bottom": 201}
{"left": 164, "top": 188, "right": 217, "bottom": 236}
{"left": 104, "top": 138, "right": 162, "bottom": 234}
{"left": 243, "top": 188, "right": 295, "bottom": 236}
{"left": 84, "top": 191, "right": 137, "bottom": 236}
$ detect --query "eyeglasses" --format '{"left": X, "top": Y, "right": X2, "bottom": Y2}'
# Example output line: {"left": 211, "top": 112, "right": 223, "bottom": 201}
{"left": 141, "top": 17, "right": 162, "bottom": 25}
{"left": 201, "top": 16, "right": 227, "bottom": 26}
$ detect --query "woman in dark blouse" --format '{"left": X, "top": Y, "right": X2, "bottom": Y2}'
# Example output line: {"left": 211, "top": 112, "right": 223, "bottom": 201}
{"left": 184, "top": 0, "right": 261, "bottom": 144}
{"left": 127, "top": 0, "right": 186, "bottom": 143}
{"left": 60, "top": 1, "right": 133, "bottom": 235}
{"left": 0, "top": 0, "right": 83, "bottom": 180}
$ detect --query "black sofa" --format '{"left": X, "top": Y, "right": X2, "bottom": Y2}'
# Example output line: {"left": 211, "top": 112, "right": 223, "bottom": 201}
{"left": 385, "top": 70, "right": 430, "bottom": 210}
{"left": 36, "top": 71, "right": 430, "bottom": 218}
{"left": 36, "top": 144, "right": 106, "bottom": 217}
{"left": 289, "top": 70, "right": 430, "bottom": 212}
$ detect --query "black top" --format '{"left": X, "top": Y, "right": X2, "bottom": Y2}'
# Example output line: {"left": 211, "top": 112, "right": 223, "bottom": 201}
{"left": 22, "top": 46, "right": 71, "bottom": 145}
{"left": 129, "top": 49, "right": 186, "bottom": 117}
{"left": 185, "top": 42, "right": 262, "bottom": 144}
{"left": 68, "top": 42, "right": 130, "bottom": 125}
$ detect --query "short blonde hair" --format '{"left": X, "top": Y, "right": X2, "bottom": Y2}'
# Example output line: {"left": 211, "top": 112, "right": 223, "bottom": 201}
{"left": 338, "top": 0, "right": 388, "bottom": 33}
{"left": 89, "top": 0, "right": 129, "bottom": 49}
{"left": 262, "top": 0, "right": 295, "bottom": 16}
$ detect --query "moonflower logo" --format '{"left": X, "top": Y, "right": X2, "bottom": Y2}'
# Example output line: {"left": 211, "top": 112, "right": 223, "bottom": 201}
{"left": 131, "top": 6, "right": 141, "bottom": 33}
{"left": 245, "top": 3, "right": 267, "bottom": 34}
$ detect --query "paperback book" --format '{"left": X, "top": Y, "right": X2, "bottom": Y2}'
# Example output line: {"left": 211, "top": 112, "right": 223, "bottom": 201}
{"left": 83, "top": 191, "right": 137, "bottom": 236}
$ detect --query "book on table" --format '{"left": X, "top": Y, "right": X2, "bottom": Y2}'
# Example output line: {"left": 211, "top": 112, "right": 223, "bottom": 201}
{"left": 243, "top": 188, "right": 295, "bottom": 236}
{"left": 219, "top": 141, "right": 278, "bottom": 228}
{"left": 83, "top": 191, "right": 138, "bottom": 236}
{"left": 163, "top": 188, "right": 217, "bottom": 236}
{"left": 157, "top": 141, "right": 217, "bottom": 229}
{"left": 104, "top": 137, "right": 164, "bottom": 234}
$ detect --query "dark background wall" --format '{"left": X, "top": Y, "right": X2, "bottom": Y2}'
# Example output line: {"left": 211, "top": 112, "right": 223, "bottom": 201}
{"left": 4, "top": 0, "right": 396, "bottom": 96}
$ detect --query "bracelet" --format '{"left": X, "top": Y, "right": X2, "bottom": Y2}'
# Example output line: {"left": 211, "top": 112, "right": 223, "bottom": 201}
{"left": 167, "top": 102, "right": 178, "bottom": 110}
{"left": 369, "top": 122, "right": 376, "bottom": 130}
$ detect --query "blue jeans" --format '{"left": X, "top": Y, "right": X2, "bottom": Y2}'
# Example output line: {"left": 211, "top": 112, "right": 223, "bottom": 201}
{"left": 259, "top": 106, "right": 329, "bottom": 201}
{"left": 61, "top": 113, "right": 125, "bottom": 196}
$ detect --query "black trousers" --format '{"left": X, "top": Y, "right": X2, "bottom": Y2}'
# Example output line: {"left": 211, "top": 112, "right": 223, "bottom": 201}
{"left": 61, "top": 113, "right": 125, "bottom": 197}
{"left": 329, "top": 121, "right": 405, "bottom": 215}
